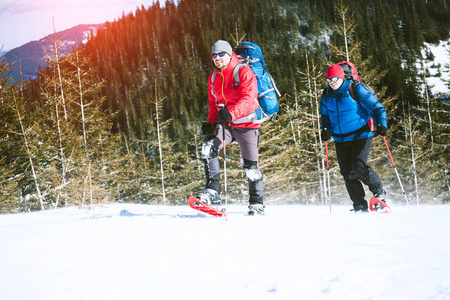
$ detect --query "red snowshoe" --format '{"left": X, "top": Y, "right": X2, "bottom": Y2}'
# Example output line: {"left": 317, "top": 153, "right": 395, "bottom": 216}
{"left": 369, "top": 197, "right": 391, "bottom": 213}
{"left": 188, "top": 196, "right": 226, "bottom": 217}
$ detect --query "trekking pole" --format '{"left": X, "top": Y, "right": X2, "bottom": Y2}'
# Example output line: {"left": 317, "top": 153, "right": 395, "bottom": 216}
{"left": 326, "top": 141, "right": 331, "bottom": 214}
{"left": 382, "top": 136, "right": 411, "bottom": 211}
{"left": 218, "top": 104, "right": 228, "bottom": 209}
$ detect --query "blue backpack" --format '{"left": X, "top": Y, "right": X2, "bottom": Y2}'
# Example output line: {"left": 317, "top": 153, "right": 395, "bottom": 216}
{"left": 233, "top": 42, "right": 280, "bottom": 124}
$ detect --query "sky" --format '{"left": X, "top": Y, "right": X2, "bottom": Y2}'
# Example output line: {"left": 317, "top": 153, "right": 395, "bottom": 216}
{"left": 0, "top": 0, "right": 151, "bottom": 51}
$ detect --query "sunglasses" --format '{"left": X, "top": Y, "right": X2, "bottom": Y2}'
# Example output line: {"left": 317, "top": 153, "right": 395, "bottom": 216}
{"left": 327, "top": 76, "right": 342, "bottom": 83}
{"left": 212, "top": 51, "right": 227, "bottom": 58}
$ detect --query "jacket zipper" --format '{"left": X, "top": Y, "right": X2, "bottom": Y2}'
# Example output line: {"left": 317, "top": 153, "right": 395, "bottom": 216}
{"left": 219, "top": 69, "right": 227, "bottom": 106}
{"left": 335, "top": 98, "right": 341, "bottom": 134}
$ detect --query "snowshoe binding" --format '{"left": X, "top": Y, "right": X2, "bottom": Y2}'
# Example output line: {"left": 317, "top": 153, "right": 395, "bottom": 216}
{"left": 188, "top": 192, "right": 226, "bottom": 217}
{"left": 247, "top": 204, "right": 265, "bottom": 216}
{"left": 197, "top": 188, "right": 222, "bottom": 206}
{"left": 369, "top": 197, "right": 391, "bottom": 213}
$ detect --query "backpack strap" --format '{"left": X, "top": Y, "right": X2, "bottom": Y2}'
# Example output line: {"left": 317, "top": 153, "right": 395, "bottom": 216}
{"left": 267, "top": 71, "right": 282, "bottom": 97}
{"left": 350, "top": 81, "right": 377, "bottom": 102}
{"left": 232, "top": 64, "right": 243, "bottom": 87}
{"left": 323, "top": 87, "right": 329, "bottom": 101}
{"left": 349, "top": 81, "right": 359, "bottom": 103}
{"left": 210, "top": 71, "right": 219, "bottom": 105}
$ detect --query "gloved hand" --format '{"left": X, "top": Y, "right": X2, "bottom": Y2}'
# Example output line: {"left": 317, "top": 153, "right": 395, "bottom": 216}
{"left": 218, "top": 105, "right": 232, "bottom": 122}
{"left": 376, "top": 125, "right": 387, "bottom": 136}
{"left": 202, "top": 121, "right": 214, "bottom": 136}
{"left": 321, "top": 129, "right": 330, "bottom": 141}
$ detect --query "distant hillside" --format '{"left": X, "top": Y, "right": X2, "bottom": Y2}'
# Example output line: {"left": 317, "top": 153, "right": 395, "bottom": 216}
{"left": 2, "top": 24, "right": 103, "bottom": 83}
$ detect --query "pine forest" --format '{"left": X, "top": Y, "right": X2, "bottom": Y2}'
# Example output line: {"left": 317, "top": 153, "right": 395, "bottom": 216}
{"left": 0, "top": 0, "right": 449, "bottom": 212}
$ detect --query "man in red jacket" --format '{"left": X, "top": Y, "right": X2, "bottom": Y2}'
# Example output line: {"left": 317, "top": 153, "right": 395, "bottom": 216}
{"left": 198, "top": 40, "right": 264, "bottom": 215}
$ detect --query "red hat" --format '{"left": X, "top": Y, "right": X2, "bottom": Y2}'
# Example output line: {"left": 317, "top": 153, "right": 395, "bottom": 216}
{"left": 326, "top": 64, "right": 345, "bottom": 79}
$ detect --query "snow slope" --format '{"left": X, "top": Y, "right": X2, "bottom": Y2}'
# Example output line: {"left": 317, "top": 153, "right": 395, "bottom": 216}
{"left": 422, "top": 40, "right": 450, "bottom": 95}
{"left": 0, "top": 204, "right": 449, "bottom": 300}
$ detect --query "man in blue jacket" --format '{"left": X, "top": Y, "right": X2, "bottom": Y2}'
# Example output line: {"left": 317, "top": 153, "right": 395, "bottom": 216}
{"left": 320, "top": 64, "right": 388, "bottom": 212}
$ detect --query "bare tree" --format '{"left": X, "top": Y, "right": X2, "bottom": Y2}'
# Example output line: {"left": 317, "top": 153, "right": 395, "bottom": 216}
{"left": 41, "top": 27, "right": 69, "bottom": 208}
{"left": 71, "top": 48, "right": 93, "bottom": 205}
{"left": 230, "top": 23, "right": 247, "bottom": 47}
{"left": 12, "top": 91, "right": 45, "bottom": 210}
{"left": 298, "top": 50, "right": 326, "bottom": 205}
{"left": 152, "top": 80, "right": 167, "bottom": 205}
{"left": 49, "top": 18, "right": 68, "bottom": 121}
{"left": 406, "top": 102, "right": 420, "bottom": 205}
{"left": 328, "top": 0, "right": 360, "bottom": 62}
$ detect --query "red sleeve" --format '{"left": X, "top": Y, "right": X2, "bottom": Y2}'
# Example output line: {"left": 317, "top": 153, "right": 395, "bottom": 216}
{"left": 229, "top": 65, "right": 258, "bottom": 121}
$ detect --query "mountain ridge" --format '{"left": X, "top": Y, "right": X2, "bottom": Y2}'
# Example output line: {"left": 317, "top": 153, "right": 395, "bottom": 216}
{"left": 2, "top": 23, "right": 104, "bottom": 83}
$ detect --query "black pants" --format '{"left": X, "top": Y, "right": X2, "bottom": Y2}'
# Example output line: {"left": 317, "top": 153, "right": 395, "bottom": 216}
{"left": 335, "top": 137, "right": 384, "bottom": 208}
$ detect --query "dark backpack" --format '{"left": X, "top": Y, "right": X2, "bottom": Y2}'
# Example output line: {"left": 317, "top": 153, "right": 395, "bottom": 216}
{"left": 323, "top": 61, "right": 376, "bottom": 138}
{"left": 337, "top": 61, "right": 377, "bottom": 102}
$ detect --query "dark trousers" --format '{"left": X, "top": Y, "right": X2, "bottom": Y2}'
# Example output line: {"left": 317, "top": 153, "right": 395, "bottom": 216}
{"left": 201, "top": 124, "right": 263, "bottom": 204}
{"left": 335, "top": 137, "right": 384, "bottom": 208}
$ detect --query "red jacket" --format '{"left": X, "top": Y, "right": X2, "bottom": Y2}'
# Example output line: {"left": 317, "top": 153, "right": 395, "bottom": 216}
{"left": 207, "top": 52, "right": 260, "bottom": 128}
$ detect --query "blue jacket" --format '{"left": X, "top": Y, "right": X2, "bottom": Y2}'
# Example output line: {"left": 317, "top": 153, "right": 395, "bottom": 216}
{"left": 320, "top": 79, "right": 388, "bottom": 142}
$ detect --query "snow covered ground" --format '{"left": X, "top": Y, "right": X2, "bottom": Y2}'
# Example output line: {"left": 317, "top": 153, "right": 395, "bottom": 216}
{"left": 1, "top": 203, "right": 449, "bottom": 300}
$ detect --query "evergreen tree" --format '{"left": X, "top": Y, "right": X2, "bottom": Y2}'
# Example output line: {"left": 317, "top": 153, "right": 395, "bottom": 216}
{"left": 0, "top": 57, "right": 22, "bottom": 212}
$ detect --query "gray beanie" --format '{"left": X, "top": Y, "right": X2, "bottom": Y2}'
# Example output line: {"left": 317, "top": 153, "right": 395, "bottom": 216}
{"left": 211, "top": 40, "right": 232, "bottom": 56}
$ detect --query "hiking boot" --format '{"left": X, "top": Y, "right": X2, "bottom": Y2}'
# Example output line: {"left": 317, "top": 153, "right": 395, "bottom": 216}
{"left": 373, "top": 202, "right": 385, "bottom": 211}
{"left": 351, "top": 201, "right": 368, "bottom": 213}
{"left": 374, "top": 189, "right": 386, "bottom": 202}
{"left": 247, "top": 204, "right": 265, "bottom": 216}
{"left": 197, "top": 188, "right": 221, "bottom": 205}
{"left": 374, "top": 199, "right": 387, "bottom": 211}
